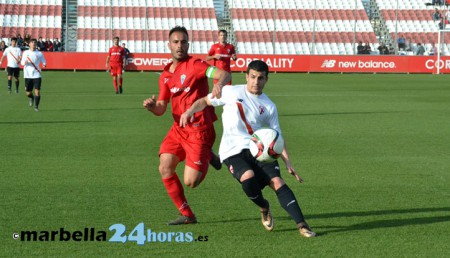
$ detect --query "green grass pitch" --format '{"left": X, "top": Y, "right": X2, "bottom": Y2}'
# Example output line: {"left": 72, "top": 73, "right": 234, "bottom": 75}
{"left": 1, "top": 71, "right": 450, "bottom": 257}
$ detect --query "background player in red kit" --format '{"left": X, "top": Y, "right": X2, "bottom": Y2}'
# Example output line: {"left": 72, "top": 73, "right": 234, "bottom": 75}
{"left": 206, "top": 30, "right": 237, "bottom": 85}
{"left": 106, "top": 36, "right": 125, "bottom": 94}
{"left": 143, "top": 26, "right": 231, "bottom": 225}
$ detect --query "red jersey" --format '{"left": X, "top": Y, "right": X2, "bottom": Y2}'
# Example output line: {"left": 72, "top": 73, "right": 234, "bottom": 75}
{"left": 208, "top": 42, "right": 236, "bottom": 72}
{"left": 158, "top": 56, "right": 217, "bottom": 129}
{"left": 108, "top": 45, "right": 125, "bottom": 65}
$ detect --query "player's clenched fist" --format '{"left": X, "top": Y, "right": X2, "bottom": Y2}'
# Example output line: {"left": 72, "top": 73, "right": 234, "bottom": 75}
{"left": 143, "top": 95, "right": 156, "bottom": 110}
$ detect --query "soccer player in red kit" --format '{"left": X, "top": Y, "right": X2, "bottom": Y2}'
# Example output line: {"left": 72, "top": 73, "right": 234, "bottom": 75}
{"left": 106, "top": 36, "right": 125, "bottom": 94}
{"left": 143, "top": 26, "right": 231, "bottom": 225}
{"left": 206, "top": 30, "right": 237, "bottom": 85}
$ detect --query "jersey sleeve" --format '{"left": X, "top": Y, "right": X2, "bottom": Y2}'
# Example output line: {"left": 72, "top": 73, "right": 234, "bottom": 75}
{"left": 208, "top": 44, "right": 215, "bottom": 56}
{"left": 20, "top": 51, "right": 27, "bottom": 66}
{"left": 193, "top": 59, "right": 210, "bottom": 79}
{"left": 268, "top": 105, "right": 282, "bottom": 135}
{"left": 157, "top": 74, "right": 171, "bottom": 102}
{"left": 40, "top": 52, "right": 47, "bottom": 66}
{"left": 230, "top": 45, "right": 236, "bottom": 55}
{"left": 207, "top": 85, "right": 232, "bottom": 107}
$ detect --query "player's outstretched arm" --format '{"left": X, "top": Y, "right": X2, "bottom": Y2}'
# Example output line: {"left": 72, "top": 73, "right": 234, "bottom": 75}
{"left": 211, "top": 69, "right": 231, "bottom": 99}
{"left": 143, "top": 95, "right": 167, "bottom": 116}
{"left": 280, "top": 142, "right": 303, "bottom": 183}
{"left": 179, "top": 96, "right": 211, "bottom": 127}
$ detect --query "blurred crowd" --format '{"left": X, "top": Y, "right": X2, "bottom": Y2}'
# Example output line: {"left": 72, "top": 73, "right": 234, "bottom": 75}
{"left": 0, "top": 33, "right": 63, "bottom": 52}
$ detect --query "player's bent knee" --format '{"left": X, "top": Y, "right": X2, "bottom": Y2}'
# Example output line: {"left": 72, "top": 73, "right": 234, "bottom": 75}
{"left": 184, "top": 177, "right": 201, "bottom": 188}
{"left": 158, "top": 164, "right": 174, "bottom": 178}
{"left": 270, "top": 177, "right": 286, "bottom": 191}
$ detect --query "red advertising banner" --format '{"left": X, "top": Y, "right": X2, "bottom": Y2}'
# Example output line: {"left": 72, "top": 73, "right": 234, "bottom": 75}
{"left": 1, "top": 52, "right": 449, "bottom": 74}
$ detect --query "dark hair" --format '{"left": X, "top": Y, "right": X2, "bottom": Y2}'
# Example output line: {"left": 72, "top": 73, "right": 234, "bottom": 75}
{"left": 169, "top": 26, "right": 188, "bottom": 40}
{"left": 218, "top": 30, "right": 227, "bottom": 35}
{"left": 11, "top": 37, "right": 17, "bottom": 42}
{"left": 247, "top": 60, "right": 269, "bottom": 76}
{"left": 113, "top": 36, "right": 119, "bottom": 40}
{"left": 30, "top": 38, "right": 37, "bottom": 43}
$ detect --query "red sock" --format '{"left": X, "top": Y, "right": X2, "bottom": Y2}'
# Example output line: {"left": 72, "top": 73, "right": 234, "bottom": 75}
{"left": 162, "top": 174, "right": 195, "bottom": 218}
{"left": 113, "top": 78, "right": 118, "bottom": 92}
{"left": 119, "top": 77, "right": 123, "bottom": 87}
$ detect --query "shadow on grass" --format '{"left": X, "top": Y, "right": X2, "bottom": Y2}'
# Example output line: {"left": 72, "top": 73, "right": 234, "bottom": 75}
{"left": 275, "top": 207, "right": 450, "bottom": 235}
{"left": 0, "top": 120, "right": 110, "bottom": 125}
{"left": 45, "top": 107, "right": 141, "bottom": 112}
{"left": 279, "top": 111, "right": 407, "bottom": 117}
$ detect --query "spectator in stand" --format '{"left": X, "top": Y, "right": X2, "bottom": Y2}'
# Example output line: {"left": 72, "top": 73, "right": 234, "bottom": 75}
{"left": 406, "top": 37, "right": 413, "bottom": 51}
{"left": 122, "top": 43, "right": 130, "bottom": 65}
{"left": 397, "top": 34, "right": 406, "bottom": 50}
{"left": 433, "top": 8, "right": 442, "bottom": 22}
{"left": 17, "top": 34, "right": 24, "bottom": 49}
{"left": 363, "top": 41, "right": 372, "bottom": 54}
{"left": 377, "top": 43, "right": 389, "bottom": 55}
{"left": 53, "top": 38, "right": 62, "bottom": 52}
{"left": 23, "top": 33, "right": 31, "bottom": 49}
{"left": 415, "top": 43, "right": 426, "bottom": 55}
{"left": 439, "top": 17, "right": 445, "bottom": 30}
{"left": 429, "top": 42, "right": 437, "bottom": 55}
{"left": 389, "top": 44, "right": 395, "bottom": 55}
{"left": 0, "top": 41, "right": 7, "bottom": 52}
{"left": 46, "top": 39, "right": 54, "bottom": 52}
{"left": 357, "top": 41, "right": 364, "bottom": 54}
{"left": 37, "top": 37, "right": 46, "bottom": 51}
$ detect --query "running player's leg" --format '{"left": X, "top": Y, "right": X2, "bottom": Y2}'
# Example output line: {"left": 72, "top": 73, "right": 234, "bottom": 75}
{"left": 7, "top": 68, "right": 12, "bottom": 93}
{"left": 33, "top": 79, "right": 41, "bottom": 111}
{"left": 14, "top": 69, "right": 20, "bottom": 93}
{"left": 160, "top": 153, "right": 197, "bottom": 224}
{"left": 25, "top": 79, "right": 34, "bottom": 107}
{"left": 268, "top": 174, "right": 316, "bottom": 237}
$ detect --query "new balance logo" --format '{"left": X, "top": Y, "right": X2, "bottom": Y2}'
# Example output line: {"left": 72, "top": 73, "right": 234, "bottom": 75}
{"left": 321, "top": 59, "right": 336, "bottom": 68}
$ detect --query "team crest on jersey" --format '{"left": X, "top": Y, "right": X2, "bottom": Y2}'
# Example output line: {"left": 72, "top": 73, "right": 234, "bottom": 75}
{"left": 164, "top": 78, "right": 169, "bottom": 84}
{"left": 180, "top": 74, "right": 186, "bottom": 85}
{"left": 259, "top": 105, "right": 265, "bottom": 115}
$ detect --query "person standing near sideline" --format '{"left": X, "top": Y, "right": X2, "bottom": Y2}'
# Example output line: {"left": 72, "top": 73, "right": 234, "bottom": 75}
{"left": 106, "top": 36, "right": 125, "bottom": 94}
{"left": 206, "top": 30, "right": 237, "bottom": 85}
{"left": 0, "top": 37, "right": 22, "bottom": 94}
{"left": 21, "top": 39, "right": 46, "bottom": 112}
{"left": 143, "top": 26, "right": 231, "bottom": 225}
{"left": 180, "top": 60, "right": 316, "bottom": 238}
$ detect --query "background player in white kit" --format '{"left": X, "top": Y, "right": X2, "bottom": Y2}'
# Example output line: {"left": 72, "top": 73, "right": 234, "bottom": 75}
{"left": 21, "top": 39, "right": 46, "bottom": 112}
{"left": 0, "top": 37, "right": 22, "bottom": 94}
{"left": 179, "top": 60, "right": 316, "bottom": 238}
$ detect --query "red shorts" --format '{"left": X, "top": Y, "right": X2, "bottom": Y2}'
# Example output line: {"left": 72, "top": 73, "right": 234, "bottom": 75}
{"left": 109, "top": 64, "right": 123, "bottom": 76}
{"left": 159, "top": 124, "right": 216, "bottom": 173}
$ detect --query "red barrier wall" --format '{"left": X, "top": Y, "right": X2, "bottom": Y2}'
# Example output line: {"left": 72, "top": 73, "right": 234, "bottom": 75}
{"left": 2, "top": 52, "right": 450, "bottom": 74}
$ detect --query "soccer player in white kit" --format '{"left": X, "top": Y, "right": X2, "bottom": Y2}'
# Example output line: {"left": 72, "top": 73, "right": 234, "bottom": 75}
{"left": 0, "top": 37, "right": 22, "bottom": 94}
{"left": 21, "top": 39, "right": 46, "bottom": 112}
{"left": 180, "top": 60, "right": 316, "bottom": 238}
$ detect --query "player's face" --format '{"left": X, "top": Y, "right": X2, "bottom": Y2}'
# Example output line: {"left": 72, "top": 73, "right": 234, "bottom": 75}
{"left": 168, "top": 31, "right": 189, "bottom": 61}
{"left": 246, "top": 69, "right": 268, "bottom": 95}
{"left": 29, "top": 41, "right": 36, "bottom": 50}
{"left": 11, "top": 40, "right": 16, "bottom": 47}
{"left": 113, "top": 38, "right": 119, "bottom": 46}
{"left": 219, "top": 32, "right": 227, "bottom": 44}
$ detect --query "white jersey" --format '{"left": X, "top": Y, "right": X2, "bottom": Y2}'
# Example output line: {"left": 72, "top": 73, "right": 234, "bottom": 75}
{"left": 208, "top": 85, "right": 282, "bottom": 161}
{"left": 3, "top": 47, "right": 22, "bottom": 68}
{"left": 21, "top": 49, "right": 46, "bottom": 79}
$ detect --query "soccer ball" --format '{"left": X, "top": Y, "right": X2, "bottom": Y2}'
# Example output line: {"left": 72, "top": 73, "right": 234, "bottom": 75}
{"left": 249, "top": 128, "right": 284, "bottom": 163}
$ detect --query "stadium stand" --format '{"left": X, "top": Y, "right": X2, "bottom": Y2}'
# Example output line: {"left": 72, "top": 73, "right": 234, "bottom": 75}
{"left": 2, "top": 0, "right": 450, "bottom": 55}
{"left": 76, "top": 0, "right": 219, "bottom": 53}
{"left": 374, "top": 0, "right": 450, "bottom": 54}
{"left": 230, "top": 0, "right": 377, "bottom": 55}
{"left": 0, "top": 0, "right": 62, "bottom": 43}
